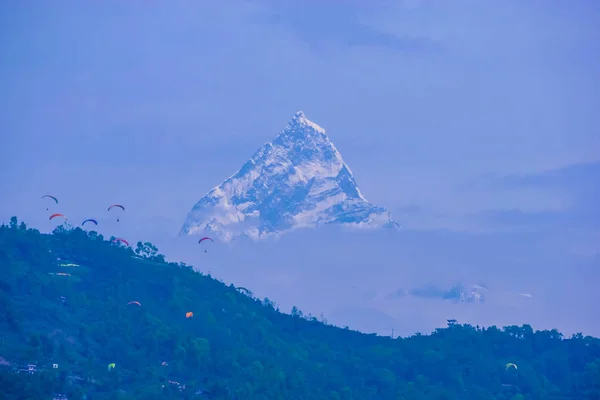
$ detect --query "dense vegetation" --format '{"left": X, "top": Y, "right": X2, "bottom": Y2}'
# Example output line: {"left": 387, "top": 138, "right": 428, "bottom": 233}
{"left": 0, "top": 217, "right": 598, "bottom": 400}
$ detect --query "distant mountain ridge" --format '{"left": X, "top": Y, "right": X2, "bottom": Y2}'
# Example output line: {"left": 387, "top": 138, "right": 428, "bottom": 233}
{"left": 180, "top": 111, "right": 399, "bottom": 241}
{"left": 388, "top": 282, "right": 489, "bottom": 303}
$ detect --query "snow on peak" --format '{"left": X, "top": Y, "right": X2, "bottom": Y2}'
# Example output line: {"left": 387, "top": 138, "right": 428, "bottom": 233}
{"left": 287, "top": 110, "right": 326, "bottom": 134}
{"left": 180, "top": 111, "right": 399, "bottom": 242}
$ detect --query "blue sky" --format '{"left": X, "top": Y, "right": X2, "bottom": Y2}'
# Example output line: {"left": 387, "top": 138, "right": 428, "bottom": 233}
{"left": 1, "top": 0, "right": 598, "bottom": 336}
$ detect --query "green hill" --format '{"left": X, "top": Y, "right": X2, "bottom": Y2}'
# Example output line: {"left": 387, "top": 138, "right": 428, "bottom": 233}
{"left": 1, "top": 217, "right": 599, "bottom": 400}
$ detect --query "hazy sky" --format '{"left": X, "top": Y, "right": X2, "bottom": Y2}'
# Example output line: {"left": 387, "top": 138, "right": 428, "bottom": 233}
{"left": 1, "top": 0, "right": 598, "bottom": 336}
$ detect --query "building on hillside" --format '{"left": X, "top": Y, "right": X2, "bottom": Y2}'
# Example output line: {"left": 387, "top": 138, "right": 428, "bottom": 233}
{"left": 162, "top": 380, "right": 187, "bottom": 392}
{"left": 15, "top": 364, "right": 38, "bottom": 374}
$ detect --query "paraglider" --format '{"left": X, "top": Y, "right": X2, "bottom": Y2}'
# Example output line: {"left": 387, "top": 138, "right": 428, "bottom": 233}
{"left": 185, "top": 312, "right": 194, "bottom": 319}
{"left": 198, "top": 237, "right": 213, "bottom": 253}
{"left": 108, "top": 204, "right": 125, "bottom": 222}
{"left": 127, "top": 301, "right": 141, "bottom": 307}
{"left": 108, "top": 363, "right": 116, "bottom": 371}
{"left": 505, "top": 363, "right": 518, "bottom": 370}
{"left": 42, "top": 195, "right": 58, "bottom": 203}
{"left": 42, "top": 195, "right": 58, "bottom": 210}
{"left": 81, "top": 219, "right": 98, "bottom": 226}
{"left": 236, "top": 287, "right": 252, "bottom": 296}
{"left": 49, "top": 213, "right": 66, "bottom": 221}
{"left": 113, "top": 238, "right": 130, "bottom": 246}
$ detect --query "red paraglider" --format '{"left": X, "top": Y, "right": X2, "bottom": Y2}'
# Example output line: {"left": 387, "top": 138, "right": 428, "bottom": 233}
{"left": 108, "top": 204, "right": 125, "bottom": 222}
{"left": 113, "top": 238, "right": 130, "bottom": 246}
{"left": 49, "top": 213, "right": 66, "bottom": 221}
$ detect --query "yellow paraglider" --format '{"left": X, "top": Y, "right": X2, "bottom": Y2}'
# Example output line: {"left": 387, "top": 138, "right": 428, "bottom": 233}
{"left": 108, "top": 363, "right": 116, "bottom": 371}
{"left": 185, "top": 312, "right": 194, "bottom": 319}
{"left": 505, "top": 363, "right": 518, "bottom": 370}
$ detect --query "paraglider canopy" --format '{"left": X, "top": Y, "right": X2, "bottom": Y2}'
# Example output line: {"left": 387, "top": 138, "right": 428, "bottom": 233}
{"left": 108, "top": 204, "right": 125, "bottom": 222}
{"left": 127, "top": 301, "right": 141, "bottom": 307}
{"left": 42, "top": 195, "right": 58, "bottom": 203}
{"left": 198, "top": 237, "right": 213, "bottom": 253}
{"left": 108, "top": 363, "right": 116, "bottom": 371}
{"left": 49, "top": 213, "right": 66, "bottom": 221}
{"left": 236, "top": 287, "right": 251, "bottom": 295}
{"left": 42, "top": 195, "right": 58, "bottom": 210}
{"left": 185, "top": 312, "right": 194, "bottom": 319}
{"left": 81, "top": 219, "right": 98, "bottom": 226}
{"left": 113, "top": 238, "right": 130, "bottom": 247}
{"left": 505, "top": 363, "right": 518, "bottom": 370}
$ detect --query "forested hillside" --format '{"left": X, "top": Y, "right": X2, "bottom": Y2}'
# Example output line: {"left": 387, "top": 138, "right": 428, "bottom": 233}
{"left": 1, "top": 217, "right": 598, "bottom": 400}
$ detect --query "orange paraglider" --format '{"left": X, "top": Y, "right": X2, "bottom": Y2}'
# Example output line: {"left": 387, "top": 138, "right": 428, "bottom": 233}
{"left": 185, "top": 312, "right": 193, "bottom": 319}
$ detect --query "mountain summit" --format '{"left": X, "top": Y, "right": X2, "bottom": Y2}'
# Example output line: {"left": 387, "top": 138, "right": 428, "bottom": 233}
{"left": 180, "top": 111, "right": 399, "bottom": 241}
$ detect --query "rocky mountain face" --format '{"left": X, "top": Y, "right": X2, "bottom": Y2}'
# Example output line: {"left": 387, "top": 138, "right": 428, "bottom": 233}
{"left": 180, "top": 111, "right": 399, "bottom": 241}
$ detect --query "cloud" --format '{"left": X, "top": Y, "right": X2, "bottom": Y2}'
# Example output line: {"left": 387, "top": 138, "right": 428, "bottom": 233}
{"left": 387, "top": 282, "right": 489, "bottom": 304}
{"left": 475, "top": 162, "right": 600, "bottom": 231}
{"left": 493, "top": 162, "right": 600, "bottom": 193}
{"left": 250, "top": 0, "right": 440, "bottom": 53}
{"left": 474, "top": 209, "right": 568, "bottom": 230}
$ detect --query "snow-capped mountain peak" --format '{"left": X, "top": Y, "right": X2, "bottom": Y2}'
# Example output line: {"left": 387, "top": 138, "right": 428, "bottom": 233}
{"left": 180, "top": 111, "right": 399, "bottom": 241}
{"left": 287, "top": 110, "right": 326, "bottom": 134}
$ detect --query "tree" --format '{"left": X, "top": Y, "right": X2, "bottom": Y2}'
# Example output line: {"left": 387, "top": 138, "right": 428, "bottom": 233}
{"left": 135, "top": 241, "right": 165, "bottom": 262}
